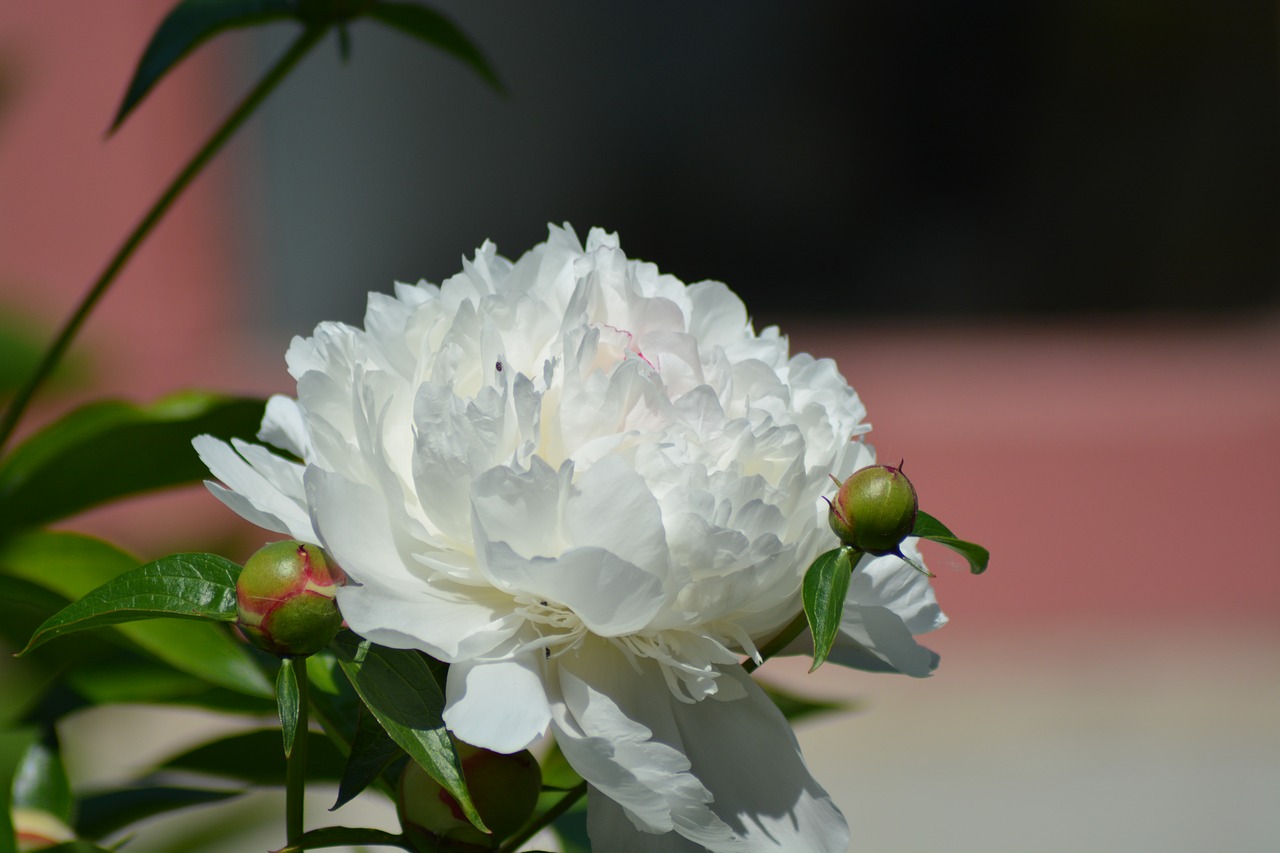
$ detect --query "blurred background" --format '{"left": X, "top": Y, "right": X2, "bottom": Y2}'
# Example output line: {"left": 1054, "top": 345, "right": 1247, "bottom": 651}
{"left": 1, "top": 2, "right": 1278, "bottom": 851}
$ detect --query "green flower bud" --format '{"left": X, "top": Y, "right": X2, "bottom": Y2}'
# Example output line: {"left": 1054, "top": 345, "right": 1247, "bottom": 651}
{"left": 398, "top": 742, "right": 542, "bottom": 850}
{"left": 236, "top": 541, "right": 344, "bottom": 657}
{"left": 827, "top": 463, "right": 919, "bottom": 556}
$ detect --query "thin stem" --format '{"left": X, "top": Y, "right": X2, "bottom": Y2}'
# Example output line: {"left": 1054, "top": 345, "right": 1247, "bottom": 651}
{"left": 496, "top": 781, "right": 588, "bottom": 853}
{"left": 0, "top": 24, "right": 328, "bottom": 455}
{"left": 742, "top": 609, "right": 809, "bottom": 674}
{"left": 286, "top": 659, "right": 311, "bottom": 845}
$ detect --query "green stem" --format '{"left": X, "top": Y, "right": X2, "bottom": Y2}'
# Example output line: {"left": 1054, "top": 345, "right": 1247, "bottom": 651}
{"left": 742, "top": 609, "right": 809, "bottom": 674}
{"left": 497, "top": 781, "right": 588, "bottom": 853}
{"left": 286, "top": 659, "right": 311, "bottom": 845}
{"left": 0, "top": 24, "right": 328, "bottom": 456}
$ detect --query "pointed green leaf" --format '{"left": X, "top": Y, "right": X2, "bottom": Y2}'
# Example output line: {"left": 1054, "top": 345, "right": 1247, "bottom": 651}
{"left": 111, "top": 0, "right": 299, "bottom": 131}
{"left": 74, "top": 786, "right": 241, "bottom": 841}
{"left": 278, "top": 658, "right": 301, "bottom": 758}
{"left": 40, "top": 843, "right": 117, "bottom": 853}
{"left": 331, "top": 631, "right": 485, "bottom": 833}
{"left": 157, "top": 729, "right": 344, "bottom": 786}
{"left": 332, "top": 707, "right": 404, "bottom": 811}
{"left": 802, "top": 547, "right": 853, "bottom": 672}
{"left": 366, "top": 2, "right": 503, "bottom": 92}
{"left": 912, "top": 510, "right": 990, "bottom": 575}
{"left": 1, "top": 531, "right": 271, "bottom": 697}
{"left": 274, "top": 825, "right": 413, "bottom": 852}
{"left": 12, "top": 739, "right": 73, "bottom": 825}
{"left": 21, "top": 553, "right": 240, "bottom": 655}
{"left": 0, "top": 392, "right": 266, "bottom": 532}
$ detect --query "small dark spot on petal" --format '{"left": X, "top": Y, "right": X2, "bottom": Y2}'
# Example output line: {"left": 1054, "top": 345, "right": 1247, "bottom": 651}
{"left": 495, "top": 360, "right": 503, "bottom": 372}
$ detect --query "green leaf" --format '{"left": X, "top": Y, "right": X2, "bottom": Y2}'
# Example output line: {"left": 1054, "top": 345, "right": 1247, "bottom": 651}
{"left": 64, "top": 655, "right": 276, "bottom": 712}
{"left": 41, "top": 843, "right": 117, "bottom": 853}
{"left": 331, "top": 631, "right": 485, "bottom": 833}
{"left": 366, "top": 2, "right": 503, "bottom": 92}
{"left": 1, "top": 532, "right": 272, "bottom": 698}
{"left": 0, "top": 392, "right": 265, "bottom": 533}
{"left": 759, "top": 681, "right": 850, "bottom": 723}
{"left": 274, "top": 825, "right": 413, "bottom": 852}
{"left": 12, "top": 739, "right": 73, "bottom": 825}
{"left": 21, "top": 552, "right": 240, "bottom": 655}
{"left": 157, "top": 729, "right": 344, "bottom": 786}
{"left": 0, "top": 728, "right": 39, "bottom": 853}
{"left": 278, "top": 658, "right": 301, "bottom": 758}
{"left": 332, "top": 707, "right": 404, "bottom": 811}
{"left": 912, "top": 510, "right": 990, "bottom": 575}
{"left": 802, "top": 547, "right": 853, "bottom": 672}
{"left": 74, "top": 786, "right": 241, "bottom": 841}
{"left": 111, "top": 0, "right": 299, "bottom": 131}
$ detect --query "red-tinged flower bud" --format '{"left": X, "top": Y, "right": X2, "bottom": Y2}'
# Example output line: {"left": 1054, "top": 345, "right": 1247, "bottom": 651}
{"left": 13, "top": 808, "right": 74, "bottom": 852}
{"left": 827, "top": 463, "right": 919, "bottom": 556}
{"left": 236, "top": 541, "right": 345, "bottom": 657}
{"left": 398, "top": 743, "right": 542, "bottom": 850}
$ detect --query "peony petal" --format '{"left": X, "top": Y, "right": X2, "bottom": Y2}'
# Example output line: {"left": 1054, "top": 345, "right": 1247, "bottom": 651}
{"left": 193, "top": 435, "right": 314, "bottom": 540}
{"left": 257, "top": 394, "right": 312, "bottom": 459}
{"left": 479, "top": 539, "right": 666, "bottom": 636}
{"left": 850, "top": 542, "right": 949, "bottom": 636}
{"left": 444, "top": 655, "right": 551, "bottom": 753}
{"left": 563, "top": 454, "right": 669, "bottom": 577}
{"left": 835, "top": 603, "right": 939, "bottom": 677}
{"left": 336, "top": 577, "right": 521, "bottom": 662}
{"left": 551, "top": 640, "right": 847, "bottom": 852}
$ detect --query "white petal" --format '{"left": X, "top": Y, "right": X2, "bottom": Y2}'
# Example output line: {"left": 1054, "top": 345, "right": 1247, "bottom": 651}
{"left": 444, "top": 656, "right": 551, "bottom": 753}
{"left": 551, "top": 640, "right": 847, "bottom": 852}
{"left": 193, "top": 435, "right": 314, "bottom": 540}
{"left": 256, "top": 394, "right": 312, "bottom": 459}
{"left": 335, "top": 578, "right": 520, "bottom": 662}
{"left": 835, "top": 603, "right": 939, "bottom": 677}
{"left": 304, "top": 466, "right": 410, "bottom": 586}
{"left": 479, "top": 540, "right": 666, "bottom": 636}
{"left": 563, "top": 454, "right": 669, "bottom": 577}
{"left": 851, "top": 542, "right": 948, "bottom": 636}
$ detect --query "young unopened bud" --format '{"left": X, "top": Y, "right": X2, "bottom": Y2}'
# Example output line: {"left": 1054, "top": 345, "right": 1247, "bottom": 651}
{"left": 398, "top": 743, "right": 542, "bottom": 850}
{"left": 236, "top": 541, "right": 345, "bottom": 657}
{"left": 827, "top": 463, "right": 919, "bottom": 556}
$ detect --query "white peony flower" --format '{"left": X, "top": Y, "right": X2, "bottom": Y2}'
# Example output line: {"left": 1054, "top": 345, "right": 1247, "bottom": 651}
{"left": 196, "top": 225, "right": 946, "bottom": 851}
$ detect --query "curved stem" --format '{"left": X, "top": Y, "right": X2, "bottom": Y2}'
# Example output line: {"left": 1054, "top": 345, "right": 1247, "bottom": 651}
{"left": 286, "top": 660, "right": 311, "bottom": 845}
{"left": 497, "top": 781, "right": 588, "bottom": 853}
{"left": 0, "top": 24, "right": 328, "bottom": 455}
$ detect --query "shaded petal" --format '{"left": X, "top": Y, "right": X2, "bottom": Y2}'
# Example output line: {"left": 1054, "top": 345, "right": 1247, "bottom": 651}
{"left": 444, "top": 655, "right": 551, "bottom": 753}
{"left": 480, "top": 540, "right": 665, "bottom": 637}
{"left": 336, "top": 578, "right": 521, "bottom": 662}
{"left": 552, "top": 640, "right": 847, "bottom": 852}
{"left": 850, "top": 542, "right": 948, "bottom": 637}
{"left": 834, "top": 604, "right": 939, "bottom": 677}
{"left": 257, "top": 394, "right": 312, "bottom": 458}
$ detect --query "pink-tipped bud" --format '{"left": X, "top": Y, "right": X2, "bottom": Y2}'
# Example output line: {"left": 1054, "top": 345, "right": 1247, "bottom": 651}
{"left": 827, "top": 463, "right": 919, "bottom": 556}
{"left": 235, "top": 541, "right": 345, "bottom": 657}
{"left": 398, "top": 743, "right": 542, "bottom": 850}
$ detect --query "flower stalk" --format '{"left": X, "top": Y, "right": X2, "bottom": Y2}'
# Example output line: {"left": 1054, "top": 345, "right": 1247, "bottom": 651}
{"left": 0, "top": 24, "right": 329, "bottom": 455}
{"left": 284, "top": 658, "right": 311, "bottom": 845}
